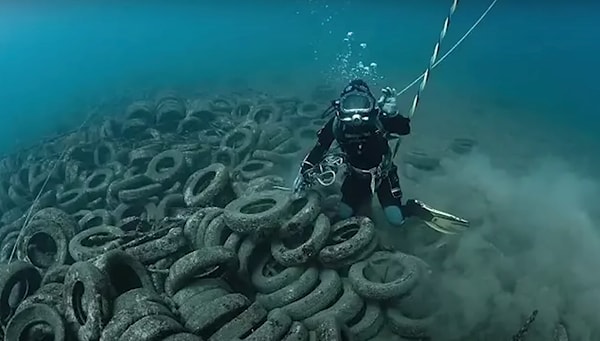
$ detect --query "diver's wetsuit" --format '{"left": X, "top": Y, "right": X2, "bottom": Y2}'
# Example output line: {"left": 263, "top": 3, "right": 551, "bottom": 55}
{"left": 301, "top": 111, "right": 414, "bottom": 222}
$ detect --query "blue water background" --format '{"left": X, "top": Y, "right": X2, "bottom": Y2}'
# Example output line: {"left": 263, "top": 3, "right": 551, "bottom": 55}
{"left": 0, "top": 1, "right": 597, "bottom": 171}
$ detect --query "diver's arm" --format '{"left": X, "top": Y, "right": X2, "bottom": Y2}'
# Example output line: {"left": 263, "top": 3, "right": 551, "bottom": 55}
{"left": 381, "top": 113, "right": 411, "bottom": 136}
{"left": 300, "top": 117, "right": 335, "bottom": 173}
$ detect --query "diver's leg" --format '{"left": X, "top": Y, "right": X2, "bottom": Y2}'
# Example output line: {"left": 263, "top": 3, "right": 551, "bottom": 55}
{"left": 377, "top": 166, "right": 407, "bottom": 227}
{"left": 339, "top": 173, "right": 371, "bottom": 219}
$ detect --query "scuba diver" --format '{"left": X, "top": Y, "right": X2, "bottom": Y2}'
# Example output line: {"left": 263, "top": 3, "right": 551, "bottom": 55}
{"left": 293, "top": 79, "right": 469, "bottom": 234}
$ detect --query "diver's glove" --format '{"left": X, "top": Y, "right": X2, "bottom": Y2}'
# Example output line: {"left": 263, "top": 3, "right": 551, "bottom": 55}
{"left": 377, "top": 86, "right": 398, "bottom": 116}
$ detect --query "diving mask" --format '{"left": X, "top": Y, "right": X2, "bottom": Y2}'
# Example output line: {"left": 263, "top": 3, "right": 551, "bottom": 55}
{"left": 335, "top": 79, "right": 377, "bottom": 124}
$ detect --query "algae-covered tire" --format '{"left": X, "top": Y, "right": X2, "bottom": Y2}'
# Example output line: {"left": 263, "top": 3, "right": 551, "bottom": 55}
{"left": 212, "top": 146, "right": 240, "bottom": 169}
{"left": 184, "top": 293, "right": 251, "bottom": 336}
{"left": 78, "top": 209, "right": 114, "bottom": 230}
{"left": 348, "top": 302, "right": 384, "bottom": 341}
{"left": 281, "top": 321, "right": 309, "bottom": 341}
{"left": 5, "top": 303, "right": 66, "bottom": 341}
{"left": 257, "top": 124, "right": 292, "bottom": 151}
{"left": 234, "top": 159, "right": 275, "bottom": 182}
{"left": 348, "top": 251, "right": 421, "bottom": 301}
{"left": 271, "top": 214, "right": 331, "bottom": 267}
{"left": 83, "top": 168, "right": 114, "bottom": 199}
{"left": 256, "top": 267, "right": 319, "bottom": 311}
{"left": 165, "top": 246, "right": 238, "bottom": 296}
{"left": 183, "top": 207, "right": 223, "bottom": 249}
{"left": 281, "top": 269, "right": 342, "bottom": 321}
{"left": 93, "top": 142, "right": 117, "bottom": 167}
{"left": 224, "top": 190, "right": 292, "bottom": 235}
{"left": 208, "top": 302, "right": 268, "bottom": 341}
{"left": 171, "top": 278, "right": 230, "bottom": 307}
{"left": 41, "top": 265, "right": 70, "bottom": 286}
{"left": 56, "top": 188, "right": 88, "bottom": 214}
{"left": 312, "top": 316, "right": 355, "bottom": 341}
{"left": 318, "top": 216, "right": 377, "bottom": 268}
{"left": 15, "top": 282, "right": 65, "bottom": 317}
{"left": 120, "top": 314, "right": 184, "bottom": 341}
{"left": 386, "top": 307, "right": 435, "bottom": 339}
{"left": 251, "top": 252, "right": 305, "bottom": 294}
{"left": 279, "top": 191, "right": 321, "bottom": 240}
{"left": 156, "top": 193, "right": 187, "bottom": 220}
{"left": 164, "top": 333, "right": 204, "bottom": 341}
{"left": 183, "top": 163, "right": 233, "bottom": 208}
{"left": 69, "top": 225, "right": 123, "bottom": 262}
{"left": 203, "top": 215, "right": 234, "bottom": 248}
{"left": 93, "top": 249, "right": 156, "bottom": 296}
{"left": 64, "top": 261, "right": 112, "bottom": 341}
{"left": 16, "top": 219, "right": 70, "bottom": 272}
{"left": 146, "top": 149, "right": 188, "bottom": 186}
{"left": 0, "top": 261, "right": 41, "bottom": 325}
{"left": 243, "top": 309, "right": 293, "bottom": 341}
{"left": 303, "top": 279, "right": 364, "bottom": 330}
{"left": 220, "top": 126, "right": 255, "bottom": 158}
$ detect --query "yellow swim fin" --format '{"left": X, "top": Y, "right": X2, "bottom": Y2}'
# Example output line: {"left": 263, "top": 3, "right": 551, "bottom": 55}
{"left": 406, "top": 199, "right": 470, "bottom": 234}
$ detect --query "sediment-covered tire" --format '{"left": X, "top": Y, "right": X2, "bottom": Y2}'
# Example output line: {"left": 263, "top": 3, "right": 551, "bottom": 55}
{"left": 311, "top": 316, "right": 356, "bottom": 341}
{"left": 208, "top": 302, "right": 268, "bottom": 341}
{"left": 230, "top": 101, "right": 253, "bottom": 122}
{"left": 386, "top": 307, "right": 435, "bottom": 339}
{"left": 303, "top": 280, "right": 364, "bottom": 330}
{"left": 15, "top": 282, "right": 65, "bottom": 316}
{"left": 279, "top": 191, "right": 321, "bottom": 240}
{"left": 93, "top": 249, "right": 156, "bottom": 296}
{"left": 240, "top": 309, "right": 293, "bottom": 341}
{"left": 126, "top": 100, "right": 155, "bottom": 123}
{"left": 156, "top": 193, "right": 187, "bottom": 220}
{"left": 41, "top": 265, "right": 69, "bottom": 286}
{"left": 281, "top": 321, "right": 309, "bottom": 341}
{"left": 271, "top": 214, "right": 331, "bottom": 267}
{"left": 177, "top": 116, "right": 203, "bottom": 134}
{"left": 403, "top": 149, "right": 440, "bottom": 171}
{"left": 78, "top": 208, "right": 114, "bottom": 230}
{"left": 0, "top": 261, "right": 41, "bottom": 326}
{"left": 232, "top": 175, "right": 286, "bottom": 198}
{"left": 56, "top": 188, "right": 88, "bottom": 213}
{"left": 64, "top": 261, "right": 112, "bottom": 341}
{"left": 183, "top": 207, "right": 223, "bottom": 249}
{"left": 16, "top": 219, "right": 71, "bottom": 272}
{"left": 348, "top": 302, "right": 385, "bottom": 341}
{"left": 184, "top": 293, "right": 251, "bottom": 337}
{"left": 155, "top": 95, "right": 186, "bottom": 131}
{"left": 203, "top": 215, "right": 234, "bottom": 248}
{"left": 251, "top": 252, "right": 305, "bottom": 294}
{"left": 5, "top": 303, "right": 66, "bottom": 341}
{"left": 129, "top": 144, "right": 161, "bottom": 168}
{"left": 257, "top": 124, "right": 292, "bottom": 151}
{"left": 83, "top": 168, "right": 114, "bottom": 200}
{"left": 113, "top": 202, "right": 157, "bottom": 227}
{"left": 120, "top": 314, "right": 184, "bottom": 341}
{"left": 165, "top": 246, "right": 238, "bottom": 296}
{"left": 184, "top": 163, "right": 234, "bottom": 208}
{"left": 318, "top": 216, "right": 377, "bottom": 269}
{"left": 146, "top": 149, "right": 188, "bottom": 186}
{"left": 449, "top": 137, "right": 477, "bottom": 155}
{"left": 220, "top": 126, "right": 255, "bottom": 159}
{"left": 211, "top": 146, "right": 239, "bottom": 169}
{"left": 124, "top": 227, "right": 188, "bottom": 265}
{"left": 224, "top": 190, "right": 292, "bottom": 236}
{"left": 100, "top": 288, "right": 174, "bottom": 341}
{"left": 234, "top": 159, "right": 275, "bottom": 182}
{"left": 248, "top": 104, "right": 281, "bottom": 125}
{"left": 94, "top": 142, "right": 117, "bottom": 167}
{"left": 69, "top": 225, "right": 123, "bottom": 262}
{"left": 256, "top": 267, "right": 319, "bottom": 311}
{"left": 281, "top": 269, "right": 343, "bottom": 321}
{"left": 348, "top": 251, "right": 422, "bottom": 301}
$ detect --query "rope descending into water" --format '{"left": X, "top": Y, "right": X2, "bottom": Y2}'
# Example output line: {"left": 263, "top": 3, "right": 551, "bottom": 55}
{"left": 392, "top": 0, "right": 458, "bottom": 158}
{"left": 391, "top": 0, "right": 500, "bottom": 159}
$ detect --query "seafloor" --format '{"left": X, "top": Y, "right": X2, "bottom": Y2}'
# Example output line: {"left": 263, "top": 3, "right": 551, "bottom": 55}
{"left": 0, "top": 84, "right": 579, "bottom": 341}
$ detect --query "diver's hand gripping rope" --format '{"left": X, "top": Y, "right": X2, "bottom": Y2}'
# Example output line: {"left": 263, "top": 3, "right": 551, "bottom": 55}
{"left": 391, "top": 0, "right": 499, "bottom": 159}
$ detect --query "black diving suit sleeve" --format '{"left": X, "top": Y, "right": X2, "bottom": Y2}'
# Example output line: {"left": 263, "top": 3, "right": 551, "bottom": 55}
{"left": 300, "top": 117, "right": 336, "bottom": 173}
{"left": 381, "top": 113, "right": 411, "bottom": 135}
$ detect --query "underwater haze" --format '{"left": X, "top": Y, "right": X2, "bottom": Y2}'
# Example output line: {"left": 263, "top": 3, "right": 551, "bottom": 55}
{"left": 1, "top": 1, "right": 600, "bottom": 340}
